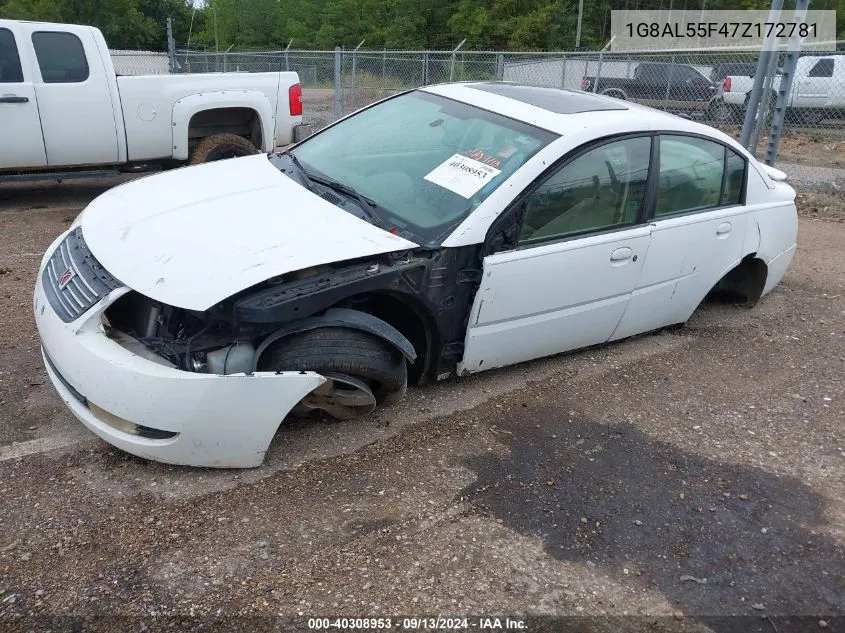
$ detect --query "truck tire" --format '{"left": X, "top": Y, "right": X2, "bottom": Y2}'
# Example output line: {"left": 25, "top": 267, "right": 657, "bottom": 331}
{"left": 189, "top": 133, "right": 259, "bottom": 165}
{"left": 258, "top": 327, "right": 408, "bottom": 420}
{"left": 602, "top": 89, "right": 627, "bottom": 100}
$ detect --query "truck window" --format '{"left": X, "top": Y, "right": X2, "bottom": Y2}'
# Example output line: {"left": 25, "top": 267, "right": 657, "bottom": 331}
{"left": 0, "top": 28, "right": 24, "bottom": 83}
{"left": 31, "top": 31, "right": 89, "bottom": 83}
{"left": 808, "top": 58, "right": 834, "bottom": 78}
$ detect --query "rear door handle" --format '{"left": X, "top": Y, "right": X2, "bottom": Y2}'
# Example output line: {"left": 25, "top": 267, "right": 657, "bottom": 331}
{"left": 716, "top": 221, "right": 732, "bottom": 237}
{"left": 0, "top": 95, "right": 29, "bottom": 104}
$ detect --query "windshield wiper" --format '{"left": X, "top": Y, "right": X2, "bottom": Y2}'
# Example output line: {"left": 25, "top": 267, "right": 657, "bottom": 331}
{"left": 279, "top": 151, "right": 385, "bottom": 228}
{"left": 277, "top": 151, "right": 315, "bottom": 192}
{"left": 304, "top": 172, "right": 385, "bottom": 228}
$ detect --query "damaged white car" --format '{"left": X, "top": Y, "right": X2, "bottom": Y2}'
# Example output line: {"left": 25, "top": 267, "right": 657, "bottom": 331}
{"left": 34, "top": 82, "right": 798, "bottom": 468}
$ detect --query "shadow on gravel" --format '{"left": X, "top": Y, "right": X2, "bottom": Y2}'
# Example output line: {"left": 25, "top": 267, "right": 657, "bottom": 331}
{"left": 460, "top": 408, "right": 845, "bottom": 631}
{"left": 0, "top": 176, "right": 139, "bottom": 210}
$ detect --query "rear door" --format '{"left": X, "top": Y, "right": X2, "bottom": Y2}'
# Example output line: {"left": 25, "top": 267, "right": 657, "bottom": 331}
{"left": 0, "top": 25, "right": 47, "bottom": 168}
{"left": 612, "top": 135, "right": 750, "bottom": 339}
{"left": 20, "top": 24, "right": 119, "bottom": 166}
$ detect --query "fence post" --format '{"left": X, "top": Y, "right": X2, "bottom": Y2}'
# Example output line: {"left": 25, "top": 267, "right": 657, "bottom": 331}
{"left": 751, "top": 48, "right": 781, "bottom": 152}
{"left": 664, "top": 54, "right": 676, "bottom": 107}
{"left": 450, "top": 39, "right": 466, "bottom": 82}
{"left": 741, "top": 0, "right": 785, "bottom": 148}
{"left": 350, "top": 40, "right": 364, "bottom": 111}
{"left": 284, "top": 39, "right": 292, "bottom": 72}
{"left": 592, "top": 37, "right": 615, "bottom": 93}
{"left": 765, "top": 0, "right": 810, "bottom": 165}
{"left": 166, "top": 18, "right": 176, "bottom": 73}
{"left": 423, "top": 51, "right": 429, "bottom": 84}
{"left": 334, "top": 46, "right": 343, "bottom": 116}
{"left": 496, "top": 54, "right": 504, "bottom": 81}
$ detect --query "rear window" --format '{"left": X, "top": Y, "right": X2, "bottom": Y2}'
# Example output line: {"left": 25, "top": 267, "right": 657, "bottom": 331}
{"left": 0, "top": 28, "right": 23, "bottom": 83}
{"left": 32, "top": 31, "right": 89, "bottom": 83}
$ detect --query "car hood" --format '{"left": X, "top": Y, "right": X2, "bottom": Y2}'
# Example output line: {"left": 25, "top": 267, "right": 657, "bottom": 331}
{"left": 79, "top": 154, "right": 418, "bottom": 311}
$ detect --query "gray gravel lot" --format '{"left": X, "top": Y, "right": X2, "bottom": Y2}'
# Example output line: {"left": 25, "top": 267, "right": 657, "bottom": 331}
{"left": 0, "top": 168, "right": 843, "bottom": 633}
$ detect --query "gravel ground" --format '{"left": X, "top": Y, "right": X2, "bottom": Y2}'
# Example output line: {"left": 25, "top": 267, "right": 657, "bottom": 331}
{"left": 0, "top": 172, "right": 844, "bottom": 633}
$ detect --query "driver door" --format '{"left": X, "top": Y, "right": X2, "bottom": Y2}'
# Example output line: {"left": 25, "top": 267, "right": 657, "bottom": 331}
{"left": 459, "top": 135, "right": 654, "bottom": 374}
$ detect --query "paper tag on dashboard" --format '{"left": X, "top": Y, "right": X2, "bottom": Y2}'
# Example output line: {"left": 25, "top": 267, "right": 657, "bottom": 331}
{"left": 424, "top": 153, "right": 502, "bottom": 199}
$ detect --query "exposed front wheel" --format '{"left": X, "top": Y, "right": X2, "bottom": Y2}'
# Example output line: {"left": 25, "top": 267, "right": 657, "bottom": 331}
{"left": 258, "top": 327, "right": 408, "bottom": 420}
{"left": 189, "top": 132, "right": 259, "bottom": 165}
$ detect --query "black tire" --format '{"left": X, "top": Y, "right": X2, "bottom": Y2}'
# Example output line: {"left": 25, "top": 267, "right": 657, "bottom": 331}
{"left": 602, "top": 89, "right": 626, "bottom": 100}
{"left": 189, "top": 132, "right": 259, "bottom": 165}
{"left": 707, "top": 99, "right": 735, "bottom": 123}
{"left": 259, "top": 327, "right": 408, "bottom": 407}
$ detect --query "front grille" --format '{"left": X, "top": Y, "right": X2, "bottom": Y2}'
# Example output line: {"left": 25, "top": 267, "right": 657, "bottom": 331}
{"left": 42, "top": 227, "right": 122, "bottom": 323}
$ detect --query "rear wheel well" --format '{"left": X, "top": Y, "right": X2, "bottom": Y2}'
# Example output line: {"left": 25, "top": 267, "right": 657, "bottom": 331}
{"left": 187, "top": 107, "right": 263, "bottom": 152}
{"left": 334, "top": 292, "right": 438, "bottom": 385}
{"left": 708, "top": 254, "right": 768, "bottom": 307}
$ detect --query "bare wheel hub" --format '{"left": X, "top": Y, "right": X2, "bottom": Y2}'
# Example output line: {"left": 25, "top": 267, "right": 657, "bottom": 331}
{"left": 295, "top": 372, "right": 377, "bottom": 420}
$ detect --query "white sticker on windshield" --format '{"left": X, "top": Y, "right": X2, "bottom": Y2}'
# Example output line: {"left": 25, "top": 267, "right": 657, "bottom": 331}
{"left": 424, "top": 153, "right": 502, "bottom": 199}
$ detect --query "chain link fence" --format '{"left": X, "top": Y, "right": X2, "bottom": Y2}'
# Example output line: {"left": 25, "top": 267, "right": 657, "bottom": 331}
{"left": 111, "top": 45, "right": 845, "bottom": 197}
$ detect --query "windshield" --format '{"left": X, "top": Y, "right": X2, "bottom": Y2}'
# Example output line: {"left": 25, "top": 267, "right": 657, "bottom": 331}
{"left": 288, "top": 90, "right": 558, "bottom": 244}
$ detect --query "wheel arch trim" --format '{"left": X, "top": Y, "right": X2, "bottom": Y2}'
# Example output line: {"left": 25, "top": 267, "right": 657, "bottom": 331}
{"left": 253, "top": 307, "right": 418, "bottom": 370}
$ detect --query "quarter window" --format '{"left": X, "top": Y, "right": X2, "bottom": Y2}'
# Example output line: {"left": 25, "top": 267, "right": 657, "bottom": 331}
{"left": 519, "top": 136, "right": 651, "bottom": 245}
{"left": 809, "top": 58, "right": 834, "bottom": 78}
{"left": 656, "top": 136, "right": 725, "bottom": 216}
{"left": 723, "top": 148, "right": 746, "bottom": 205}
{"left": 31, "top": 31, "right": 89, "bottom": 83}
{"left": 0, "top": 28, "right": 23, "bottom": 83}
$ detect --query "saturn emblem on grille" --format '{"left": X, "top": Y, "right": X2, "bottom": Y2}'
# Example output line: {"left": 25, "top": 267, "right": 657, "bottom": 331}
{"left": 58, "top": 267, "right": 75, "bottom": 289}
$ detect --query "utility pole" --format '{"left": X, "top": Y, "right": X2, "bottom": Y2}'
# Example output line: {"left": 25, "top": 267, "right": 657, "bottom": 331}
{"left": 575, "top": 0, "right": 584, "bottom": 49}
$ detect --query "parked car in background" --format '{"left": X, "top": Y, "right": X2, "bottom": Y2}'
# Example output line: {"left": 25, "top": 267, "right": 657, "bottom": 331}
{"left": 581, "top": 62, "right": 720, "bottom": 118}
{"left": 0, "top": 19, "right": 311, "bottom": 175}
{"left": 34, "top": 82, "right": 797, "bottom": 467}
{"left": 722, "top": 55, "right": 845, "bottom": 124}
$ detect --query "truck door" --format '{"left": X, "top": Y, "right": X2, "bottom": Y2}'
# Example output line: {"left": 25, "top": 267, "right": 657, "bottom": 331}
{"left": 795, "top": 58, "right": 834, "bottom": 110}
{"left": 22, "top": 24, "right": 119, "bottom": 167}
{"left": 0, "top": 25, "right": 47, "bottom": 169}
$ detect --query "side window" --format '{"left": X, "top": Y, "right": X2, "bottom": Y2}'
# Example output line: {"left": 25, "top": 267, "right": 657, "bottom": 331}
{"left": 519, "top": 136, "right": 651, "bottom": 245}
{"left": 0, "top": 28, "right": 24, "bottom": 83}
{"left": 809, "top": 58, "right": 834, "bottom": 78}
{"left": 656, "top": 136, "right": 725, "bottom": 216}
{"left": 31, "top": 31, "right": 89, "bottom": 83}
{"left": 723, "top": 148, "right": 746, "bottom": 205}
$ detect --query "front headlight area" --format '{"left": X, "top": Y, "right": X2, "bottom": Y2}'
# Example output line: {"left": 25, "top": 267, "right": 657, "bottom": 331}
{"left": 103, "top": 291, "right": 259, "bottom": 375}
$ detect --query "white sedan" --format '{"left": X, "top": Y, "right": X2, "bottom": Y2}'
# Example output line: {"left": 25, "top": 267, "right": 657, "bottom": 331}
{"left": 34, "top": 82, "right": 798, "bottom": 468}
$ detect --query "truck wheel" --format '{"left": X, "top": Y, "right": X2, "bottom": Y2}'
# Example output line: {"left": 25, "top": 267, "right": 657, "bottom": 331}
{"left": 707, "top": 99, "right": 735, "bottom": 123}
{"left": 602, "top": 89, "right": 626, "bottom": 100}
{"left": 258, "top": 327, "right": 408, "bottom": 420}
{"left": 189, "top": 133, "right": 259, "bottom": 165}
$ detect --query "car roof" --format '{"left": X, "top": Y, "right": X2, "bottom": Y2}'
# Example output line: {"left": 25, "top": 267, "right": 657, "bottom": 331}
{"left": 464, "top": 82, "right": 628, "bottom": 114}
{"left": 421, "top": 81, "right": 725, "bottom": 139}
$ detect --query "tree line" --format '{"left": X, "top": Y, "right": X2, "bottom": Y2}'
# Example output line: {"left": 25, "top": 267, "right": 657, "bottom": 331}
{"left": 1, "top": 0, "right": 843, "bottom": 51}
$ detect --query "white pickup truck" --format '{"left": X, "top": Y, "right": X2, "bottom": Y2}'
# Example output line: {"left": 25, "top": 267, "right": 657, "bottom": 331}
{"left": 0, "top": 19, "right": 311, "bottom": 176}
{"left": 721, "top": 55, "right": 845, "bottom": 124}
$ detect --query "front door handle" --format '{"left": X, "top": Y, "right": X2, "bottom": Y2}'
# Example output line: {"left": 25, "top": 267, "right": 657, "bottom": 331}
{"left": 716, "top": 221, "right": 732, "bottom": 237}
{"left": 610, "top": 246, "right": 633, "bottom": 262}
{"left": 0, "top": 95, "right": 29, "bottom": 104}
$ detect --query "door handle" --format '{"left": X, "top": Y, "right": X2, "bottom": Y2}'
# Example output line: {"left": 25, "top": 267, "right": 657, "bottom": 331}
{"left": 0, "top": 95, "right": 29, "bottom": 104}
{"left": 716, "top": 221, "right": 732, "bottom": 237}
{"left": 610, "top": 246, "right": 633, "bottom": 262}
